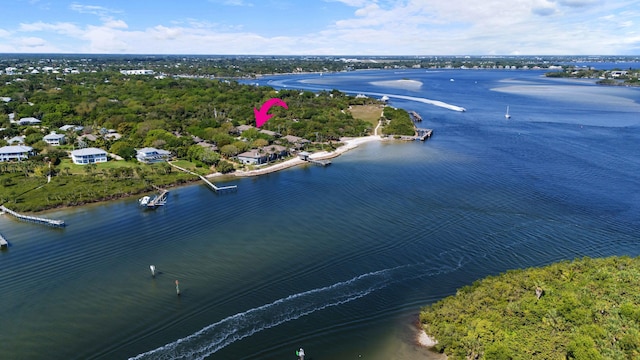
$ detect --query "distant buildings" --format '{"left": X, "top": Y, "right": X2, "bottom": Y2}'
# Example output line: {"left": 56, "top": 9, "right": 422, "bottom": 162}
{"left": 120, "top": 69, "right": 155, "bottom": 75}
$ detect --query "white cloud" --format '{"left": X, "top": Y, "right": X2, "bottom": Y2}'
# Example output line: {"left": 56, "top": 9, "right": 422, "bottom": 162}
{"left": 69, "top": 3, "right": 121, "bottom": 16}
{"left": 19, "top": 21, "right": 84, "bottom": 37}
{"left": 5, "top": 0, "right": 639, "bottom": 55}
{"left": 103, "top": 19, "right": 128, "bottom": 29}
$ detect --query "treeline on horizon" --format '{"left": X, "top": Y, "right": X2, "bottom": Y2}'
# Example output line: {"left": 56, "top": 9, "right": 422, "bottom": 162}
{"left": 3, "top": 54, "right": 638, "bottom": 78}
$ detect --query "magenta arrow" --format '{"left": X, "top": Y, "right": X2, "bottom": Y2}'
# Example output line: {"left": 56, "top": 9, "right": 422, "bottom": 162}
{"left": 254, "top": 98, "right": 288, "bottom": 128}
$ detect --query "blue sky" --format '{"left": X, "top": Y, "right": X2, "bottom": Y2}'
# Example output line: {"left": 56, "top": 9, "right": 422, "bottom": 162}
{"left": 1, "top": 0, "right": 639, "bottom": 55}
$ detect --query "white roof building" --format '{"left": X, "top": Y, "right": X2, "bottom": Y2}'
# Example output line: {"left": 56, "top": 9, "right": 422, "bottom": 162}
{"left": 7, "top": 136, "right": 25, "bottom": 145}
{"left": 43, "top": 132, "right": 66, "bottom": 146}
{"left": 18, "top": 117, "right": 41, "bottom": 126}
{"left": 71, "top": 147, "right": 108, "bottom": 165}
{"left": 136, "top": 147, "right": 172, "bottom": 164}
{"left": 0, "top": 145, "right": 34, "bottom": 162}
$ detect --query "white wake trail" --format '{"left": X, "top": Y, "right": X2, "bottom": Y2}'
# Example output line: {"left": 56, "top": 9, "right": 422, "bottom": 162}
{"left": 129, "top": 262, "right": 459, "bottom": 360}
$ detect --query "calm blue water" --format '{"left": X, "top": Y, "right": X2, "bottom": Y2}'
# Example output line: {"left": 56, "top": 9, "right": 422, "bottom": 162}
{"left": 1, "top": 69, "right": 639, "bottom": 360}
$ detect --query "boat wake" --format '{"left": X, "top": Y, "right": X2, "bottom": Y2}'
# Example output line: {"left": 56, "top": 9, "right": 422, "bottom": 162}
{"left": 128, "top": 262, "right": 460, "bottom": 360}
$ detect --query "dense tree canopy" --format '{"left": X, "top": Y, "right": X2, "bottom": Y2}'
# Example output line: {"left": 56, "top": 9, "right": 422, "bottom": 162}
{"left": 420, "top": 256, "right": 640, "bottom": 360}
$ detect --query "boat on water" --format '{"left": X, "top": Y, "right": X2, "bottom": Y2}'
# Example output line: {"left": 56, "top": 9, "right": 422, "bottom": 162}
{"left": 505, "top": 106, "right": 511, "bottom": 119}
{"left": 138, "top": 193, "right": 167, "bottom": 209}
{"left": 139, "top": 196, "right": 151, "bottom": 207}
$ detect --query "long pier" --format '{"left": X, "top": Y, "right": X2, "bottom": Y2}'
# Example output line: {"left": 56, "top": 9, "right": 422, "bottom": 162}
{"left": 200, "top": 175, "right": 238, "bottom": 192}
{"left": 0, "top": 205, "right": 66, "bottom": 227}
{"left": 168, "top": 163, "right": 238, "bottom": 192}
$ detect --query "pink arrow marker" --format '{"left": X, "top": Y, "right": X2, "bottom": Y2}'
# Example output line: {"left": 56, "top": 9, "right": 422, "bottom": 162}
{"left": 254, "top": 98, "right": 288, "bottom": 128}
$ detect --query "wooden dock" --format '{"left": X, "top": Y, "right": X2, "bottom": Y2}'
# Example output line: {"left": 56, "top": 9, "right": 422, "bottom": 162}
{"left": 409, "top": 111, "right": 423, "bottom": 122}
{"left": 416, "top": 128, "right": 433, "bottom": 141}
{"left": 146, "top": 189, "right": 169, "bottom": 208}
{"left": 308, "top": 159, "right": 331, "bottom": 166}
{"left": 0, "top": 205, "right": 66, "bottom": 227}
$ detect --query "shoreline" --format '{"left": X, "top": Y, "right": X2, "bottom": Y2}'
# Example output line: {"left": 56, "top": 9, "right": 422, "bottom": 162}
{"left": 213, "top": 135, "right": 386, "bottom": 178}
{"left": 6, "top": 136, "right": 386, "bottom": 215}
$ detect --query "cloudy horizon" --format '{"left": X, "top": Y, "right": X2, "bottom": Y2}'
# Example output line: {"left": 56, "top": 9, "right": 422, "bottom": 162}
{"left": 0, "top": 0, "right": 638, "bottom": 55}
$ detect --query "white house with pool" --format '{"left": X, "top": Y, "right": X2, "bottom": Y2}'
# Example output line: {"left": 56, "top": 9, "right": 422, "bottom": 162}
{"left": 71, "top": 147, "right": 108, "bottom": 165}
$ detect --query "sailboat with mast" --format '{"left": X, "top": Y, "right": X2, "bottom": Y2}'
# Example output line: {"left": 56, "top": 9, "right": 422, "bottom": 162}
{"left": 505, "top": 106, "right": 511, "bottom": 119}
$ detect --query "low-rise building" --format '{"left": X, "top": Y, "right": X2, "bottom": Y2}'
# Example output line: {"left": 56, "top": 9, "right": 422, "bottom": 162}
{"left": 43, "top": 131, "right": 66, "bottom": 146}
{"left": 136, "top": 147, "right": 172, "bottom": 163}
{"left": 18, "top": 117, "right": 42, "bottom": 126}
{"left": 70, "top": 147, "right": 108, "bottom": 165}
{"left": 237, "top": 150, "right": 267, "bottom": 165}
{"left": 0, "top": 145, "right": 34, "bottom": 161}
{"left": 7, "top": 136, "right": 25, "bottom": 145}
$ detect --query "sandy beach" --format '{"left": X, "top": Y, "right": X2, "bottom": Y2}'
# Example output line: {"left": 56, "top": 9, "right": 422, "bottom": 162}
{"left": 230, "top": 135, "right": 384, "bottom": 177}
{"left": 418, "top": 330, "right": 438, "bottom": 348}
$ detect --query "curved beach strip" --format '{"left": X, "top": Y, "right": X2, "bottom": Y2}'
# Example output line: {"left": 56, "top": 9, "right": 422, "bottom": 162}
{"left": 229, "top": 136, "right": 384, "bottom": 177}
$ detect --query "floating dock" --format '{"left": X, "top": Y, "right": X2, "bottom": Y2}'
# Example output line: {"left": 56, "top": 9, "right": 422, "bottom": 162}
{"left": 0, "top": 205, "right": 66, "bottom": 227}
{"left": 139, "top": 189, "right": 169, "bottom": 208}
{"left": 308, "top": 159, "right": 332, "bottom": 166}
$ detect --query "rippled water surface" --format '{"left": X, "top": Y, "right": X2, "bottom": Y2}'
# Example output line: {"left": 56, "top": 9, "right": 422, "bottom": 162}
{"left": 1, "top": 69, "right": 639, "bottom": 359}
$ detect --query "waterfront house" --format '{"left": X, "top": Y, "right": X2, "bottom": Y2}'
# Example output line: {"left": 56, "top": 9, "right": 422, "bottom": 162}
{"left": 0, "top": 145, "right": 34, "bottom": 161}
{"left": 237, "top": 149, "right": 268, "bottom": 165}
{"left": 298, "top": 151, "right": 311, "bottom": 161}
{"left": 136, "top": 147, "right": 172, "bottom": 164}
{"left": 43, "top": 131, "right": 66, "bottom": 146}
{"left": 264, "top": 145, "right": 288, "bottom": 161}
{"left": 70, "top": 147, "right": 108, "bottom": 165}
{"left": 282, "top": 135, "right": 311, "bottom": 149}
